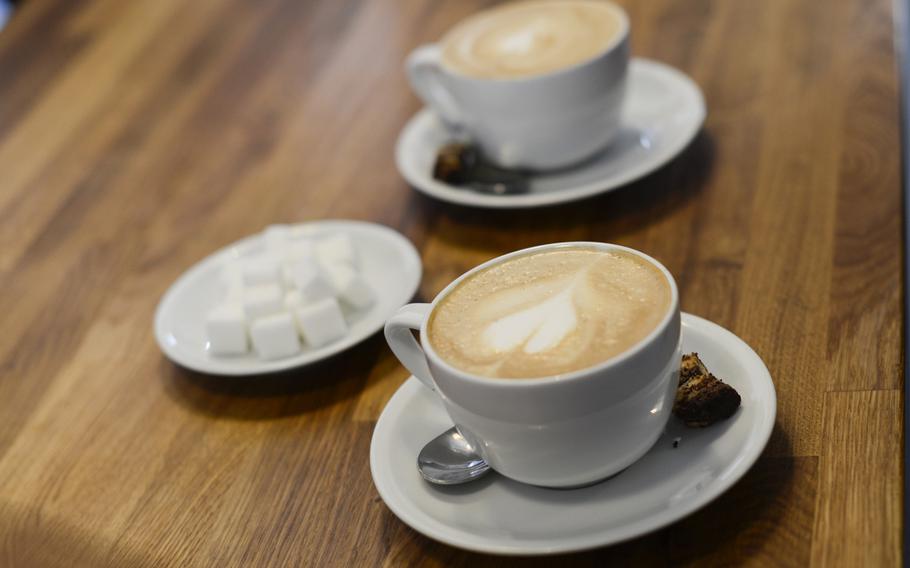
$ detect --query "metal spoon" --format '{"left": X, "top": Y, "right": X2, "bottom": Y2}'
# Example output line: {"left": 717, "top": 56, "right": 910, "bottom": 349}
{"left": 417, "top": 426, "right": 491, "bottom": 485}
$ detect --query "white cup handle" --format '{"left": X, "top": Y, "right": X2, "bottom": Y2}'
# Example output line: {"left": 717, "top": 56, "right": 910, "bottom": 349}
{"left": 384, "top": 303, "right": 436, "bottom": 391}
{"left": 406, "top": 45, "right": 464, "bottom": 132}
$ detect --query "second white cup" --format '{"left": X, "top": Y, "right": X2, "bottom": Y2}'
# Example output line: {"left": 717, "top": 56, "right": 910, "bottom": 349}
{"left": 406, "top": 1, "right": 630, "bottom": 170}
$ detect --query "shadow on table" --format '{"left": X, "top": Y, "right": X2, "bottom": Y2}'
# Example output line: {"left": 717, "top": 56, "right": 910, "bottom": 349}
{"left": 396, "top": 419, "right": 795, "bottom": 566}
{"left": 160, "top": 332, "right": 388, "bottom": 421}
{"left": 0, "top": 501, "right": 162, "bottom": 567}
{"left": 408, "top": 130, "right": 715, "bottom": 253}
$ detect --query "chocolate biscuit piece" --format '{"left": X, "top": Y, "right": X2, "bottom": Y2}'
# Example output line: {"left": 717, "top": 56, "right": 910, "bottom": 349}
{"left": 679, "top": 352, "right": 709, "bottom": 385}
{"left": 674, "top": 353, "right": 741, "bottom": 427}
{"left": 431, "top": 143, "right": 530, "bottom": 194}
{"left": 432, "top": 143, "right": 471, "bottom": 184}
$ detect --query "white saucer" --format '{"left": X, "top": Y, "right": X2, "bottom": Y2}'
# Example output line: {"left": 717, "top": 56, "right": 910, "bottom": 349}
{"left": 154, "top": 220, "right": 422, "bottom": 376}
{"left": 370, "top": 313, "right": 775, "bottom": 555}
{"left": 396, "top": 58, "right": 706, "bottom": 209}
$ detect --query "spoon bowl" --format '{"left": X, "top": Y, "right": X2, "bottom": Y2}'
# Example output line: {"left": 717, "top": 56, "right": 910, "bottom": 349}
{"left": 417, "top": 426, "right": 491, "bottom": 485}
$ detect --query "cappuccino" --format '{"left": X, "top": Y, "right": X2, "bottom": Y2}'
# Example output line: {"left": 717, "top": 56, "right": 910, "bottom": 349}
{"left": 440, "top": 1, "right": 625, "bottom": 80}
{"left": 428, "top": 247, "right": 671, "bottom": 379}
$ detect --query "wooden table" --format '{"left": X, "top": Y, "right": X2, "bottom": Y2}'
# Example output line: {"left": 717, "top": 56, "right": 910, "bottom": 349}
{"left": 0, "top": 0, "right": 902, "bottom": 565}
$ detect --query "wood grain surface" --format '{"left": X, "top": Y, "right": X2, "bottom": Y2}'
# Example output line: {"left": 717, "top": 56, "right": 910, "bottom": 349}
{"left": 0, "top": 0, "right": 902, "bottom": 565}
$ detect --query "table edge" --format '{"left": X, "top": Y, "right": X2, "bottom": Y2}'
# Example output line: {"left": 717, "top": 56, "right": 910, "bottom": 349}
{"left": 896, "top": 0, "right": 910, "bottom": 560}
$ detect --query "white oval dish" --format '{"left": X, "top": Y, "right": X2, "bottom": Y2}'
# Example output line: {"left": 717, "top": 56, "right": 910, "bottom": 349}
{"left": 154, "top": 220, "right": 422, "bottom": 376}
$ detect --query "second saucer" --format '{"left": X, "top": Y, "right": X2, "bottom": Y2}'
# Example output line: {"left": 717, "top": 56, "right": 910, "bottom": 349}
{"left": 396, "top": 58, "right": 706, "bottom": 209}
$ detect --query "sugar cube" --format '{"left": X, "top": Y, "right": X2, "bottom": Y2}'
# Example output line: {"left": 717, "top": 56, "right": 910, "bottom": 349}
{"left": 282, "top": 241, "right": 316, "bottom": 288}
{"left": 205, "top": 304, "right": 248, "bottom": 355}
{"left": 241, "top": 258, "right": 282, "bottom": 287}
{"left": 225, "top": 281, "right": 244, "bottom": 303}
{"left": 284, "top": 240, "right": 315, "bottom": 264}
{"left": 221, "top": 261, "right": 243, "bottom": 284}
{"left": 284, "top": 289, "right": 303, "bottom": 310}
{"left": 295, "top": 298, "right": 348, "bottom": 348}
{"left": 250, "top": 312, "right": 301, "bottom": 360}
{"left": 263, "top": 224, "right": 292, "bottom": 251}
{"left": 315, "top": 233, "right": 357, "bottom": 267}
{"left": 242, "top": 284, "right": 284, "bottom": 320}
{"left": 281, "top": 264, "right": 294, "bottom": 289}
{"left": 221, "top": 264, "right": 245, "bottom": 302}
{"left": 288, "top": 258, "right": 335, "bottom": 302}
{"left": 323, "top": 263, "right": 374, "bottom": 309}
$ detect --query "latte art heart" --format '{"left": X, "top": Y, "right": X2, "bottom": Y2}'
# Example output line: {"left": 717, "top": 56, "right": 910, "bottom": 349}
{"left": 428, "top": 248, "right": 671, "bottom": 379}
{"left": 440, "top": 1, "right": 624, "bottom": 80}
{"left": 483, "top": 279, "right": 579, "bottom": 355}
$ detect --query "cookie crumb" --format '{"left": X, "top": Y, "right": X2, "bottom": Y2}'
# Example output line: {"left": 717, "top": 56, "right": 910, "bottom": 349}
{"left": 674, "top": 353, "right": 741, "bottom": 427}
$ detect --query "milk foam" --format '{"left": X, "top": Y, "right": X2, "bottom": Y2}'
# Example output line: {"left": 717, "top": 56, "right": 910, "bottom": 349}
{"left": 440, "top": 1, "right": 623, "bottom": 79}
{"left": 428, "top": 248, "right": 671, "bottom": 379}
{"left": 483, "top": 279, "right": 579, "bottom": 355}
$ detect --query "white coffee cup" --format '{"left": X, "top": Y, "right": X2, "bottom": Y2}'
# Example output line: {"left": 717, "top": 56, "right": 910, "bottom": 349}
{"left": 384, "top": 243, "right": 681, "bottom": 488}
{"left": 406, "top": 2, "right": 630, "bottom": 170}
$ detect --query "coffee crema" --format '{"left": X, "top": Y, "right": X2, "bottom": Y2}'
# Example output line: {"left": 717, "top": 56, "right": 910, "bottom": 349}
{"left": 428, "top": 247, "right": 671, "bottom": 379}
{"left": 440, "top": 1, "right": 624, "bottom": 80}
